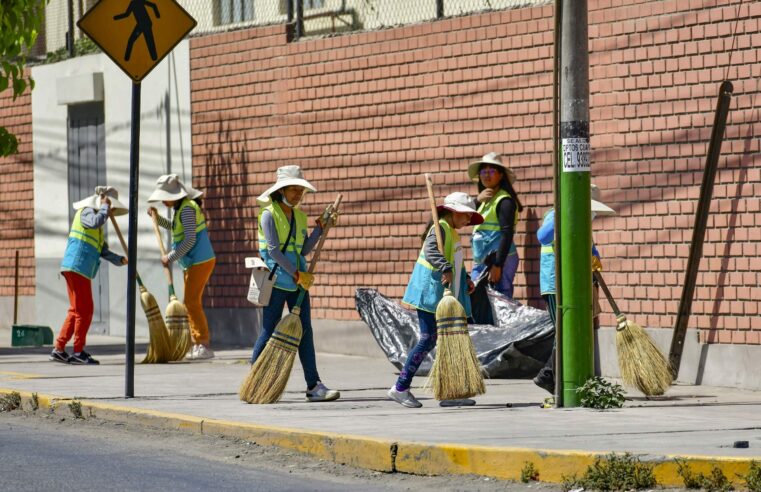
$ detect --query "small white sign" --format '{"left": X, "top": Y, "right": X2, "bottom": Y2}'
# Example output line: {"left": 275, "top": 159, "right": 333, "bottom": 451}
{"left": 562, "top": 138, "right": 590, "bottom": 172}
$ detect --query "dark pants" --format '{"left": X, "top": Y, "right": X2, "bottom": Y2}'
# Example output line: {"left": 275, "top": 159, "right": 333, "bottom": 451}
{"left": 251, "top": 287, "right": 320, "bottom": 389}
{"left": 395, "top": 309, "right": 438, "bottom": 391}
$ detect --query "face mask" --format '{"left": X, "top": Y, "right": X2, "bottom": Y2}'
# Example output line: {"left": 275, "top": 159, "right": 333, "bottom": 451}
{"left": 283, "top": 196, "right": 298, "bottom": 208}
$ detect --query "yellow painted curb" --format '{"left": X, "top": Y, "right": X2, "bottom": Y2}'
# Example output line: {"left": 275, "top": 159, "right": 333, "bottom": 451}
{"left": 1, "top": 388, "right": 759, "bottom": 486}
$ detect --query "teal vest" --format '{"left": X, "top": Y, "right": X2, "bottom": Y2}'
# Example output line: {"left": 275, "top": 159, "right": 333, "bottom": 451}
{"left": 172, "top": 198, "right": 215, "bottom": 270}
{"left": 471, "top": 189, "right": 518, "bottom": 265}
{"left": 61, "top": 208, "right": 105, "bottom": 279}
{"left": 402, "top": 220, "right": 472, "bottom": 316}
{"left": 258, "top": 202, "right": 308, "bottom": 292}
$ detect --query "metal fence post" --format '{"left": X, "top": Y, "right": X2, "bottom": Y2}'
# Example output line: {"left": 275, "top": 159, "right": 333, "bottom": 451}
{"left": 436, "top": 0, "right": 444, "bottom": 18}
{"left": 296, "top": 0, "right": 304, "bottom": 39}
{"left": 67, "top": 0, "right": 75, "bottom": 57}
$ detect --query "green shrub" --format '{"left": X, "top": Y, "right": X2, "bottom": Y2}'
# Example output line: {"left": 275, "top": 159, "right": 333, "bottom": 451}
{"left": 520, "top": 461, "right": 539, "bottom": 483}
{"left": 743, "top": 461, "right": 761, "bottom": 492}
{"left": 676, "top": 459, "right": 733, "bottom": 491}
{"left": 576, "top": 376, "right": 625, "bottom": 409}
{"left": 0, "top": 391, "right": 21, "bottom": 412}
{"left": 68, "top": 400, "right": 83, "bottom": 419}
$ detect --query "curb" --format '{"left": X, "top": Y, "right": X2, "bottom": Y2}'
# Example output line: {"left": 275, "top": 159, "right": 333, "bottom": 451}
{"left": 1, "top": 388, "right": 758, "bottom": 486}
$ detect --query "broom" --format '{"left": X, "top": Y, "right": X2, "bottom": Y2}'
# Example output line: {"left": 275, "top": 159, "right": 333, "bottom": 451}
{"left": 239, "top": 194, "right": 342, "bottom": 404}
{"left": 109, "top": 213, "right": 172, "bottom": 363}
{"left": 151, "top": 213, "right": 192, "bottom": 362}
{"left": 593, "top": 270, "right": 672, "bottom": 396}
{"left": 423, "top": 174, "right": 485, "bottom": 401}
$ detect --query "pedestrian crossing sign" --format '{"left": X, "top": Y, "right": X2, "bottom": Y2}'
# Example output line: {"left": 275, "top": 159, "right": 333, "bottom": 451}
{"left": 77, "top": 0, "right": 197, "bottom": 83}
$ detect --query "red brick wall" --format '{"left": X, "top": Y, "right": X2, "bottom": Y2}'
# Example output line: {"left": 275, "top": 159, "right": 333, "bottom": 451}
{"left": 190, "top": 0, "right": 761, "bottom": 345}
{"left": 0, "top": 83, "right": 35, "bottom": 296}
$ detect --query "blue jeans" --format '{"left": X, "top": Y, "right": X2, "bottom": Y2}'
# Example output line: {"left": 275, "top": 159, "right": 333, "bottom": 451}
{"left": 251, "top": 287, "right": 320, "bottom": 389}
{"left": 471, "top": 252, "right": 520, "bottom": 299}
{"left": 396, "top": 309, "right": 438, "bottom": 391}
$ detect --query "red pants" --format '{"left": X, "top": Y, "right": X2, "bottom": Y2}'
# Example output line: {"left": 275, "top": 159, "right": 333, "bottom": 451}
{"left": 55, "top": 271, "right": 94, "bottom": 354}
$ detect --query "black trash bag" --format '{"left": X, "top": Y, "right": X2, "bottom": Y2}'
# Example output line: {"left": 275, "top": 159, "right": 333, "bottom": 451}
{"left": 355, "top": 287, "right": 555, "bottom": 379}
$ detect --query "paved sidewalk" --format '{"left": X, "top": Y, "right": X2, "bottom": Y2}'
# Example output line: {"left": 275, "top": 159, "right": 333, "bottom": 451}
{"left": 1, "top": 343, "right": 760, "bottom": 485}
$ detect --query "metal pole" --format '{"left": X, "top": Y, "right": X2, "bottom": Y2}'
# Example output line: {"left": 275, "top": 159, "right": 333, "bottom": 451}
{"left": 669, "top": 80, "right": 733, "bottom": 378}
{"left": 295, "top": 0, "right": 304, "bottom": 40}
{"left": 559, "top": 0, "right": 592, "bottom": 407}
{"left": 13, "top": 250, "right": 19, "bottom": 325}
{"left": 287, "top": 0, "right": 294, "bottom": 23}
{"left": 125, "top": 82, "right": 141, "bottom": 398}
{"left": 552, "top": 0, "right": 563, "bottom": 407}
{"left": 436, "top": 0, "right": 444, "bottom": 18}
{"left": 67, "top": 0, "right": 75, "bottom": 57}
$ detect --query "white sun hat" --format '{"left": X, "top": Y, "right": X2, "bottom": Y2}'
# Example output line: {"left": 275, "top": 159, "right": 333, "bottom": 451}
{"left": 147, "top": 174, "right": 188, "bottom": 203}
{"left": 73, "top": 186, "right": 128, "bottom": 216}
{"left": 467, "top": 152, "right": 517, "bottom": 184}
{"left": 591, "top": 184, "right": 616, "bottom": 216}
{"left": 184, "top": 183, "right": 203, "bottom": 200}
{"left": 436, "top": 192, "right": 484, "bottom": 226}
{"left": 257, "top": 165, "right": 316, "bottom": 206}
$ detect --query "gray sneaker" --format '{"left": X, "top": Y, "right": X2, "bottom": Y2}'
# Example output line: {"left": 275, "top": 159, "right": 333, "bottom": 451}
{"left": 306, "top": 382, "right": 340, "bottom": 402}
{"left": 387, "top": 386, "right": 423, "bottom": 408}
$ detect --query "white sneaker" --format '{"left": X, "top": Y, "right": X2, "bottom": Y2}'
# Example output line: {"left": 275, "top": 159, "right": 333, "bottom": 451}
{"left": 194, "top": 345, "right": 214, "bottom": 360}
{"left": 387, "top": 386, "right": 422, "bottom": 408}
{"left": 306, "top": 382, "right": 340, "bottom": 402}
{"left": 185, "top": 345, "right": 197, "bottom": 360}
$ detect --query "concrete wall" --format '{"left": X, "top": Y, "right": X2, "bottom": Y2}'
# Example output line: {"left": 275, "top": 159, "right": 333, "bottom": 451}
{"left": 31, "top": 41, "right": 192, "bottom": 340}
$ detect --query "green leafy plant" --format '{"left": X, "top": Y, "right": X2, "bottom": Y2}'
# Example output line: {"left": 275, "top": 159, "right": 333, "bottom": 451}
{"left": 676, "top": 459, "right": 734, "bottom": 491}
{"left": 560, "top": 473, "right": 580, "bottom": 492}
{"left": 562, "top": 453, "right": 656, "bottom": 491}
{"left": 44, "top": 37, "right": 100, "bottom": 64}
{"left": 520, "top": 461, "right": 539, "bottom": 483}
{"left": 30, "top": 392, "right": 39, "bottom": 411}
{"left": 0, "top": 391, "right": 22, "bottom": 412}
{"left": 68, "top": 400, "right": 83, "bottom": 419}
{"left": 742, "top": 460, "right": 761, "bottom": 492}
{"left": 576, "top": 376, "right": 625, "bottom": 409}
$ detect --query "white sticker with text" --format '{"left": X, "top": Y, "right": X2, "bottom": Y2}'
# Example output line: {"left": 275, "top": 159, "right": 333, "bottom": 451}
{"left": 562, "top": 138, "right": 590, "bottom": 172}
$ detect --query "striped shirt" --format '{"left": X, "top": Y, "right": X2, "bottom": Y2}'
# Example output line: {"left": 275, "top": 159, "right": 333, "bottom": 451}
{"left": 155, "top": 207, "right": 197, "bottom": 263}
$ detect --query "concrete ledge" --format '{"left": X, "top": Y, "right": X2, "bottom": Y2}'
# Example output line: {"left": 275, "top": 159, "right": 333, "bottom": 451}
{"left": 2, "top": 388, "right": 758, "bottom": 487}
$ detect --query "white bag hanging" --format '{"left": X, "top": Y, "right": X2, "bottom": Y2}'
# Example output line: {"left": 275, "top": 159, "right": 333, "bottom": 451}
{"left": 245, "top": 257, "right": 276, "bottom": 307}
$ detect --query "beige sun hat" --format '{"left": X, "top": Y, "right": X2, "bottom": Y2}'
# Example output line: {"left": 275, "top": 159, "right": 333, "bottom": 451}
{"left": 467, "top": 152, "right": 517, "bottom": 184}
{"left": 436, "top": 192, "right": 484, "bottom": 226}
{"left": 73, "top": 186, "right": 128, "bottom": 216}
{"left": 147, "top": 174, "right": 188, "bottom": 203}
{"left": 257, "top": 165, "right": 316, "bottom": 206}
{"left": 591, "top": 183, "right": 616, "bottom": 216}
{"left": 184, "top": 183, "right": 203, "bottom": 200}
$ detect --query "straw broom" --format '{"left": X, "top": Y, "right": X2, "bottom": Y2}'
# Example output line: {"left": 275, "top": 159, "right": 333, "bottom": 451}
{"left": 423, "top": 174, "right": 485, "bottom": 401}
{"left": 151, "top": 213, "right": 192, "bottom": 362}
{"left": 594, "top": 270, "right": 672, "bottom": 396}
{"left": 109, "top": 213, "right": 172, "bottom": 363}
{"left": 240, "top": 194, "right": 342, "bottom": 404}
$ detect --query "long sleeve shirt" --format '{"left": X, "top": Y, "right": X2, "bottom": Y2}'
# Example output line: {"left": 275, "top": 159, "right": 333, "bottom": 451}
{"left": 81, "top": 205, "right": 124, "bottom": 266}
{"left": 155, "top": 207, "right": 196, "bottom": 263}
{"left": 537, "top": 209, "right": 600, "bottom": 258}
{"left": 422, "top": 225, "right": 452, "bottom": 273}
{"left": 260, "top": 209, "right": 322, "bottom": 277}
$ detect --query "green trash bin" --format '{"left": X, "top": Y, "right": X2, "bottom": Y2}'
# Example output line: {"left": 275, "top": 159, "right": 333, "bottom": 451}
{"left": 11, "top": 325, "right": 54, "bottom": 347}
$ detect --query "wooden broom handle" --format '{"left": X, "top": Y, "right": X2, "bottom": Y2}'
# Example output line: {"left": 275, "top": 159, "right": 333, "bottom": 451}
{"left": 593, "top": 270, "right": 624, "bottom": 319}
{"left": 307, "top": 194, "right": 342, "bottom": 274}
{"left": 150, "top": 211, "right": 175, "bottom": 288}
{"left": 109, "top": 211, "right": 145, "bottom": 287}
{"left": 424, "top": 174, "right": 444, "bottom": 255}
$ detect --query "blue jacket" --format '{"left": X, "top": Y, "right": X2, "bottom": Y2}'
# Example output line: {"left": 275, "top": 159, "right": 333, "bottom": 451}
{"left": 538, "top": 209, "right": 599, "bottom": 295}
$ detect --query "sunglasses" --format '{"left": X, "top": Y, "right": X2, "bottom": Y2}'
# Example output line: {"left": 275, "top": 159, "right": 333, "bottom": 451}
{"left": 479, "top": 168, "right": 500, "bottom": 177}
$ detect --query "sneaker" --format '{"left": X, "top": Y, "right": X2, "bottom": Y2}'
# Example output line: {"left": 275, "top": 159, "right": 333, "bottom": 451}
{"left": 185, "top": 345, "right": 197, "bottom": 360}
{"left": 387, "top": 386, "right": 422, "bottom": 408}
{"left": 69, "top": 351, "right": 99, "bottom": 365}
{"left": 439, "top": 398, "right": 476, "bottom": 407}
{"left": 533, "top": 374, "right": 555, "bottom": 394}
{"left": 49, "top": 349, "right": 70, "bottom": 364}
{"left": 194, "top": 345, "right": 214, "bottom": 360}
{"left": 306, "top": 382, "right": 340, "bottom": 402}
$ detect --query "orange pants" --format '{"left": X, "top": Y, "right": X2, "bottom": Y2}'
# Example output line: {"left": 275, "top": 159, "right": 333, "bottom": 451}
{"left": 184, "top": 258, "right": 215, "bottom": 346}
{"left": 56, "top": 271, "right": 93, "bottom": 353}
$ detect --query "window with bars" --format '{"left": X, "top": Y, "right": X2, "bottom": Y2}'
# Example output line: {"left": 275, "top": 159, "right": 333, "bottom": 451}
{"left": 279, "top": 0, "right": 325, "bottom": 14}
{"left": 216, "top": 0, "right": 255, "bottom": 25}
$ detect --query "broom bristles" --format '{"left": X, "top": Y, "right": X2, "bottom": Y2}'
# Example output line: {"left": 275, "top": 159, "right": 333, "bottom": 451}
{"left": 140, "top": 286, "right": 172, "bottom": 363}
{"left": 239, "top": 313, "right": 303, "bottom": 404}
{"left": 616, "top": 319, "right": 672, "bottom": 396}
{"left": 166, "top": 295, "right": 192, "bottom": 361}
{"left": 425, "top": 291, "right": 485, "bottom": 400}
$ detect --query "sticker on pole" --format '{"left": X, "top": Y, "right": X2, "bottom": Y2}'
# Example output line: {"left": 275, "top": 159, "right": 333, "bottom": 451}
{"left": 562, "top": 138, "right": 590, "bottom": 173}
{"left": 77, "top": 0, "right": 197, "bottom": 83}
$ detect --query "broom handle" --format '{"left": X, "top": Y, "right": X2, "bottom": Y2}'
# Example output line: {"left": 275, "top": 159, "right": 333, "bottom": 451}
{"left": 593, "top": 270, "right": 626, "bottom": 324}
{"left": 150, "top": 212, "right": 176, "bottom": 294}
{"left": 424, "top": 173, "right": 445, "bottom": 255}
{"left": 109, "top": 212, "right": 145, "bottom": 288}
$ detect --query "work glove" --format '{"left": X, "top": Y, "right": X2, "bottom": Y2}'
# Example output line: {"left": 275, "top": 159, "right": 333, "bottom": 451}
{"left": 317, "top": 206, "right": 339, "bottom": 229}
{"left": 295, "top": 271, "right": 315, "bottom": 290}
{"left": 592, "top": 255, "right": 603, "bottom": 272}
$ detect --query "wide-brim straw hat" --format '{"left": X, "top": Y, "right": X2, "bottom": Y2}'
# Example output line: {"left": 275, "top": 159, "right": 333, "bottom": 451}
{"left": 467, "top": 152, "right": 517, "bottom": 184}
{"left": 148, "top": 174, "right": 188, "bottom": 203}
{"left": 257, "top": 165, "right": 316, "bottom": 206}
{"left": 591, "top": 184, "right": 616, "bottom": 216}
{"left": 184, "top": 184, "right": 203, "bottom": 200}
{"left": 73, "top": 186, "right": 128, "bottom": 216}
{"left": 436, "top": 192, "right": 484, "bottom": 226}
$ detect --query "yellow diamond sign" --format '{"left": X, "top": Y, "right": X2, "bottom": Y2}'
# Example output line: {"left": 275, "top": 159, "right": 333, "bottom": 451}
{"left": 78, "top": 0, "right": 197, "bottom": 82}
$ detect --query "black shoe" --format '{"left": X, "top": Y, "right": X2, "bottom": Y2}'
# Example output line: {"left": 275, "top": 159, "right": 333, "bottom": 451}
{"left": 533, "top": 374, "right": 555, "bottom": 394}
{"left": 69, "top": 351, "right": 99, "bottom": 365}
{"left": 49, "top": 349, "right": 70, "bottom": 363}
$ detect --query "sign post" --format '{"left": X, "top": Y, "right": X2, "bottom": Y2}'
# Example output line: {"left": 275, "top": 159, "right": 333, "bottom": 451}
{"left": 78, "top": 0, "right": 196, "bottom": 398}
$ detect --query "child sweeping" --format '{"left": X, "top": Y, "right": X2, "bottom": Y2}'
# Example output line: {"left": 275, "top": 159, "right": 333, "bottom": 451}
{"left": 388, "top": 192, "right": 482, "bottom": 408}
{"left": 251, "top": 165, "right": 340, "bottom": 402}
{"left": 51, "top": 186, "right": 128, "bottom": 365}
{"left": 148, "top": 174, "right": 216, "bottom": 360}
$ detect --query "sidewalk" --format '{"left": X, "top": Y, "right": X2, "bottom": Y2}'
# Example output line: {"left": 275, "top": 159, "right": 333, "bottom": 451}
{"left": 1, "top": 341, "right": 761, "bottom": 485}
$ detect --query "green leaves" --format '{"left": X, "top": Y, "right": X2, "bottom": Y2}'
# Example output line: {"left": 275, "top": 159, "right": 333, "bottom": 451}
{"left": 576, "top": 376, "right": 625, "bottom": 410}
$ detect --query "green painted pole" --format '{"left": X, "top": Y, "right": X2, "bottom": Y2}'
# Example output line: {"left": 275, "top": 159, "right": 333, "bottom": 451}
{"left": 558, "top": 0, "right": 593, "bottom": 407}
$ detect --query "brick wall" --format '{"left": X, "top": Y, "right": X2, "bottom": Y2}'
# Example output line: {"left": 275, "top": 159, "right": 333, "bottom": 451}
{"left": 190, "top": 0, "right": 761, "bottom": 344}
{"left": 0, "top": 83, "right": 35, "bottom": 297}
